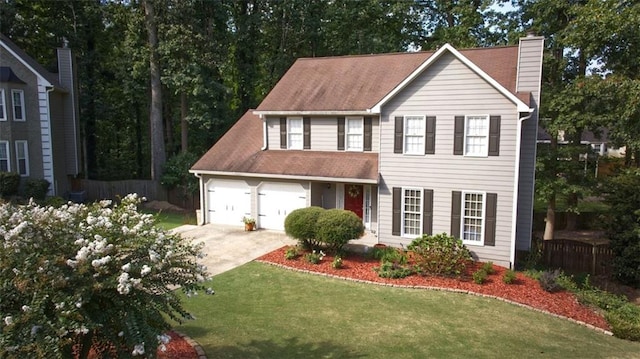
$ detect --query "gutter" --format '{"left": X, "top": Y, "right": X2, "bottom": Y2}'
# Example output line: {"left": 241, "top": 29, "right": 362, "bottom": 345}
{"left": 260, "top": 114, "right": 268, "bottom": 150}
{"left": 510, "top": 110, "right": 533, "bottom": 268}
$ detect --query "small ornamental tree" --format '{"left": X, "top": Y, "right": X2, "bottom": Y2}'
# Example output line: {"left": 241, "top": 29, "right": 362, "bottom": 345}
{"left": 284, "top": 206, "right": 325, "bottom": 249}
{"left": 315, "top": 209, "right": 364, "bottom": 252}
{"left": 0, "top": 194, "right": 209, "bottom": 358}
{"left": 407, "top": 233, "right": 472, "bottom": 277}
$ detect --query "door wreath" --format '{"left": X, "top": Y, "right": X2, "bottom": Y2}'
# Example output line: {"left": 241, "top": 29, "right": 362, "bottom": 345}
{"left": 347, "top": 185, "right": 361, "bottom": 198}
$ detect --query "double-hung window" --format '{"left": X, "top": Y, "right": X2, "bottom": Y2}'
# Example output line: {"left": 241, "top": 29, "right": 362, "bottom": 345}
{"left": 402, "top": 188, "right": 422, "bottom": 237}
{"left": 15, "top": 141, "right": 29, "bottom": 176}
{"left": 345, "top": 116, "right": 363, "bottom": 151}
{"left": 0, "top": 141, "right": 9, "bottom": 172}
{"left": 461, "top": 191, "right": 485, "bottom": 244}
{"left": 404, "top": 115, "right": 425, "bottom": 154}
{"left": 12, "top": 90, "right": 25, "bottom": 121}
{"left": 0, "top": 89, "right": 6, "bottom": 121}
{"left": 287, "top": 117, "right": 303, "bottom": 149}
{"left": 464, "top": 115, "right": 489, "bottom": 156}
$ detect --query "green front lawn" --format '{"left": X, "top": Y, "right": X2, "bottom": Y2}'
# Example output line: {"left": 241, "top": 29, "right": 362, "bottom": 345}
{"left": 176, "top": 262, "right": 640, "bottom": 358}
{"left": 143, "top": 210, "right": 196, "bottom": 230}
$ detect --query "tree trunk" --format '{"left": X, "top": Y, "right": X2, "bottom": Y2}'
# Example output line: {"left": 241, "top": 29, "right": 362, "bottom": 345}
{"left": 181, "top": 92, "right": 188, "bottom": 153}
{"left": 565, "top": 193, "right": 578, "bottom": 231}
{"left": 543, "top": 195, "right": 556, "bottom": 240}
{"left": 143, "top": 0, "right": 165, "bottom": 181}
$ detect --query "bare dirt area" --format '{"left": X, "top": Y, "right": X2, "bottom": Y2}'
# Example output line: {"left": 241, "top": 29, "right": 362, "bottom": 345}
{"left": 142, "top": 200, "right": 188, "bottom": 213}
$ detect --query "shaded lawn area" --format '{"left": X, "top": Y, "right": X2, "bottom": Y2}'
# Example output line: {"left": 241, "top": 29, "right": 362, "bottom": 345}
{"left": 176, "top": 262, "right": 640, "bottom": 359}
{"left": 143, "top": 209, "right": 196, "bottom": 230}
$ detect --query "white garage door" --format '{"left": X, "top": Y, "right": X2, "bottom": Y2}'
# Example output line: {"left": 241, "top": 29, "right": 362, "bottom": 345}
{"left": 206, "top": 179, "right": 250, "bottom": 226}
{"left": 258, "top": 182, "right": 307, "bottom": 230}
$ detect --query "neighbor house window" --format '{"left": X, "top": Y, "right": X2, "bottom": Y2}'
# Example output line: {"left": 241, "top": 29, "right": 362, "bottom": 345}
{"left": 0, "top": 89, "right": 6, "bottom": 121}
{"left": 402, "top": 188, "right": 422, "bottom": 237}
{"left": 12, "top": 90, "right": 25, "bottom": 121}
{"left": 461, "top": 191, "right": 485, "bottom": 244}
{"left": 346, "top": 116, "right": 363, "bottom": 151}
{"left": 287, "top": 117, "right": 303, "bottom": 149}
{"left": 0, "top": 141, "right": 9, "bottom": 172}
{"left": 15, "top": 141, "right": 29, "bottom": 176}
{"left": 404, "top": 115, "right": 425, "bottom": 154}
{"left": 464, "top": 115, "right": 489, "bottom": 156}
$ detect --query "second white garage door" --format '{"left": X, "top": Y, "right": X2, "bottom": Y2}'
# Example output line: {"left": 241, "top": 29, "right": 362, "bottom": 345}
{"left": 258, "top": 182, "right": 307, "bottom": 230}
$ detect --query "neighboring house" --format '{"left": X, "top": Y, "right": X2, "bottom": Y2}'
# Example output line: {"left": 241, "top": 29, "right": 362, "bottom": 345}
{"left": 191, "top": 35, "right": 544, "bottom": 267}
{"left": 0, "top": 33, "right": 80, "bottom": 196}
{"left": 537, "top": 126, "right": 626, "bottom": 158}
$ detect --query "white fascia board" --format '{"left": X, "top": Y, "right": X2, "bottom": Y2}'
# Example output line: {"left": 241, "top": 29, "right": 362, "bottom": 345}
{"left": 369, "top": 43, "right": 532, "bottom": 113}
{"left": 188, "top": 169, "right": 378, "bottom": 184}
{"left": 0, "top": 41, "right": 53, "bottom": 88}
{"left": 253, "top": 110, "right": 378, "bottom": 116}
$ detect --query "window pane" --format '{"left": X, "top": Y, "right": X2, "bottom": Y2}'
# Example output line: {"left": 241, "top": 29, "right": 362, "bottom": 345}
{"left": 404, "top": 116, "right": 425, "bottom": 154}
{"left": 403, "top": 189, "right": 421, "bottom": 236}
{"left": 464, "top": 115, "right": 488, "bottom": 156}
{"left": 462, "top": 192, "right": 484, "bottom": 242}
{"left": 288, "top": 118, "right": 303, "bottom": 149}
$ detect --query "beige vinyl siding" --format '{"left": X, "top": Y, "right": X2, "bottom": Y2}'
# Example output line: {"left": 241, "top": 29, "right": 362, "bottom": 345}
{"left": 266, "top": 115, "right": 380, "bottom": 152}
{"left": 516, "top": 37, "right": 544, "bottom": 94}
{"left": 377, "top": 52, "right": 518, "bottom": 266}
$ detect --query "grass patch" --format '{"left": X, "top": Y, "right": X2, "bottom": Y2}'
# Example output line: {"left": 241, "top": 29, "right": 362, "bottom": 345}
{"left": 176, "top": 262, "right": 640, "bottom": 358}
{"left": 143, "top": 209, "right": 196, "bottom": 230}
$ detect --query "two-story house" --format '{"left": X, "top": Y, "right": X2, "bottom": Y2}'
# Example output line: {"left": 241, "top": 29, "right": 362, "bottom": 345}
{"left": 191, "top": 35, "right": 544, "bottom": 267}
{"left": 0, "top": 33, "right": 80, "bottom": 196}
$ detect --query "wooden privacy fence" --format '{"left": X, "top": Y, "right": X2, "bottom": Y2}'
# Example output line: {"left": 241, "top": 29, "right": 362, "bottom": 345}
{"left": 542, "top": 239, "right": 613, "bottom": 276}
{"left": 79, "top": 179, "right": 167, "bottom": 203}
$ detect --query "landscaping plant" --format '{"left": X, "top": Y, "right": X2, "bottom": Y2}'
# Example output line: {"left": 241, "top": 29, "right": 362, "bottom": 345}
{"left": 284, "top": 246, "right": 300, "bottom": 260}
{"left": 0, "top": 194, "right": 209, "bottom": 358}
{"left": 473, "top": 269, "right": 488, "bottom": 284}
{"left": 332, "top": 256, "right": 343, "bottom": 269}
{"left": 284, "top": 206, "right": 325, "bottom": 249}
{"left": 374, "top": 261, "right": 414, "bottom": 279}
{"left": 502, "top": 269, "right": 517, "bottom": 284}
{"left": 407, "top": 233, "right": 471, "bottom": 277}
{"left": 315, "top": 209, "right": 364, "bottom": 252}
{"left": 305, "top": 250, "right": 325, "bottom": 264}
{"left": 538, "top": 269, "right": 563, "bottom": 293}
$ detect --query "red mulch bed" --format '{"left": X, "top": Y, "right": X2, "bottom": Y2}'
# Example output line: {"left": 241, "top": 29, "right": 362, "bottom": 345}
{"left": 258, "top": 246, "right": 611, "bottom": 332}
{"left": 76, "top": 331, "right": 198, "bottom": 359}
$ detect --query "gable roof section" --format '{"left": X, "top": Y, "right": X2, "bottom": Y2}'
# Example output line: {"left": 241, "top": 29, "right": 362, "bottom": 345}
{"left": 0, "top": 33, "right": 61, "bottom": 88}
{"left": 190, "top": 111, "right": 378, "bottom": 182}
{"left": 255, "top": 44, "right": 530, "bottom": 114}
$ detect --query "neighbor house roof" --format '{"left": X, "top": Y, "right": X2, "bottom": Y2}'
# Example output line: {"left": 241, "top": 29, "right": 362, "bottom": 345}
{"left": 255, "top": 45, "right": 526, "bottom": 113}
{"left": 190, "top": 111, "right": 378, "bottom": 182}
{"left": 0, "top": 33, "right": 62, "bottom": 89}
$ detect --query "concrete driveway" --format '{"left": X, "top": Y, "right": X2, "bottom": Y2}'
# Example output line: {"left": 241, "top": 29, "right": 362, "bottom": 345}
{"left": 171, "top": 224, "right": 296, "bottom": 277}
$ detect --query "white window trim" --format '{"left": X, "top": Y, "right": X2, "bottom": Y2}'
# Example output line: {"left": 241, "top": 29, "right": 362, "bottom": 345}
{"left": 0, "top": 89, "right": 6, "bottom": 121}
{"left": 460, "top": 190, "right": 486, "bottom": 246}
{"left": 287, "top": 117, "right": 303, "bottom": 150}
{"left": 463, "top": 114, "right": 489, "bottom": 157}
{"left": 403, "top": 115, "right": 425, "bottom": 155}
{"left": 345, "top": 116, "right": 364, "bottom": 151}
{"left": 401, "top": 187, "right": 423, "bottom": 238}
{"left": 0, "top": 141, "right": 10, "bottom": 172}
{"left": 363, "top": 185, "right": 371, "bottom": 230}
{"left": 15, "top": 140, "right": 29, "bottom": 176}
{"left": 11, "top": 89, "right": 25, "bottom": 122}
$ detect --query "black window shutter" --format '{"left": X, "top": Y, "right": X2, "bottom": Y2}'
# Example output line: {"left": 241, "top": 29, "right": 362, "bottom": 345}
{"left": 422, "top": 189, "right": 433, "bottom": 235}
{"left": 337, "top": 117, "right": 345, "bottom": 150}
{"left": 451, "top": 191, "right": 461, "bottom": 238}
{"left": 394, "top": 116, "right": 403, "bottom": 154}
{"left": 280, "top": 117, "right": 287, "bottom": 149}
{"left": 488, "top": 115, "right": 501, "bottom": 156}
{"left": 392, "top": 187, "right": 401, "bottom": 236}
{"left": 364, "top": 116, "right": 372, "bottom": 151}
{"left": 425, "top": 116, "right": 436, "bottom": 154}
{"left": 303, "top": 117, "right": 311, "bottom": 149}
{"left": 453, "top": 116, "right": 464, "bottom": 155}
{"left": 484, "top": 193, "right": 497, "bottom": 246}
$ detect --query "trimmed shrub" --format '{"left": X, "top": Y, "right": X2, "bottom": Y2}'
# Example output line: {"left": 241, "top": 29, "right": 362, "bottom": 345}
{"left": 538, "top": 269, "right": 563, "bottom": 293}
{"left": 502, "top": 269, "right": 517, "bottom": 284}
{"left": 23, "top": 178, "right": 50, "bottom": 201}
{"left": 407, "top": 233, "right": 472, "bottom": 277}
{"left": 0, "top": 171, "right": 20, "bottom": 198}
{"left": 315, "top": 209, "right": 364, "bottom": 252}
{"left": 473, "top": 269, "right": 488, "bottom": 284}
{"left": 284, "top": 206, "right": 325, "bottom": 249}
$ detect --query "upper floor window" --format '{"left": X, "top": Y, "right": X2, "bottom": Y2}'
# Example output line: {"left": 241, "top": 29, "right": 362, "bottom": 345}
{"left": 346, "top": 116, "right": 363, "bottom": 151}
{"left": 287, "top": 117, "right": 303, "bottom": 149}
{"left": 0, "top": 89, "right": 6, "bottom": 121}
{"left": 0, "top": 141, "right": 9, "bottom": 172}
{"left": 404, "top": 115, "right": 425, "bottom": 155}
{"left": 464, "top": 115, "right": 489, "bottom": 156}
{"left": 15, "top": 140, "right": 29, "bottom": 176}
{"left": 12, "top": 89, "right": 25, "bottom": 121}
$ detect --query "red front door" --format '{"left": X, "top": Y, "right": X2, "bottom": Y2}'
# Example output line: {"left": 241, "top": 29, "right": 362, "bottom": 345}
{"left": 344, "top": 185, "right": 364, "bottom": 219}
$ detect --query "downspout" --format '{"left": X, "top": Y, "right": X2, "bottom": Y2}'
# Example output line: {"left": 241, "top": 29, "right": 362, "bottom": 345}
{"left": 46, "top": 86, "right": 56, "bottom": 196}
{"left": 510, "top": 111, "right": 533, "bottom": 268}
{"left": 260, "top": 114, "right": 268, "bottom": 150}
{"left": 194, "top": 172, "right": 204, "bottom": 225}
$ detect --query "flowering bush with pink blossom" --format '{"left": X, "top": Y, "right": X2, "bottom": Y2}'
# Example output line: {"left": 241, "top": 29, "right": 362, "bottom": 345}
{"left": 0, "top": 194, "right": 209, "bottom": 358}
